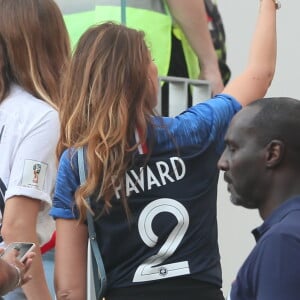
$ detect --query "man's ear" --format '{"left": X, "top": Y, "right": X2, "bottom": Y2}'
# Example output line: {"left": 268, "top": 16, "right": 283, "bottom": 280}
{"left": 265, "top": 140, "right": 285, "bottom": 168}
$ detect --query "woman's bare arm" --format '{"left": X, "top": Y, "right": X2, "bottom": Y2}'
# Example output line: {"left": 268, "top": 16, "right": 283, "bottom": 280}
{"left": 55, "top": 219, "right": 88, "bottom": 300}
{"left": 223, "top": 0, "right": 278, "bottom": 106}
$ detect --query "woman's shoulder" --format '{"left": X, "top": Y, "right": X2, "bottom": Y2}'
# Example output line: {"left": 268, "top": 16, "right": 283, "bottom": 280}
{"left": 3, "top": 85, "right": 59, "bottom": 131}
{"left": 5, "top": 84, "right": 57, "bottom": 115}
{"left": 59, "top": 148, "right": 78, "bottom": 171}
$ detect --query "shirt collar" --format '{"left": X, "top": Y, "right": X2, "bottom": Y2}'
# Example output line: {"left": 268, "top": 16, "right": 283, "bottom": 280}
{"left": 252, "top": 196, "right": 300, "bottom": 242}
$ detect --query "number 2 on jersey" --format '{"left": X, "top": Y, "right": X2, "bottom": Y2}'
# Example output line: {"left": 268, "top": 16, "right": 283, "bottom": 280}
{"left": 133, "top": 198, "right": 190, "bottom": 282}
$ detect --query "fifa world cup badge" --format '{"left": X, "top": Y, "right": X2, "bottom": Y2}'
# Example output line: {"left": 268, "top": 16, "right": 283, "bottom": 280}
{"left": 21, "top": 159, "right": 47, "bottom": 190}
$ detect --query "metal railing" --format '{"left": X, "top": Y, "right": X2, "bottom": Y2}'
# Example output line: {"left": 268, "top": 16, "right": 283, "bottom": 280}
{"left": 157, "top": 76, "right": 212, "bottom": 117}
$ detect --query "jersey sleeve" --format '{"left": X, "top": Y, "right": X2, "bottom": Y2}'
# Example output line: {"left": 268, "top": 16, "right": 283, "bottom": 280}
{"left": 5, "top": 109, "right": 59, "bottom": 205}
{"left": 50, "top": 149, "right": 80, "bottom": 219}
{"left": 162, "top": 94, "right": 241, "bottom": 154}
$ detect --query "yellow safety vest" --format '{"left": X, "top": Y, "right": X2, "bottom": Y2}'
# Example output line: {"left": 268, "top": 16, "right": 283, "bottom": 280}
{"left": 62, "top": 0, "right": 199, "bottom": 79}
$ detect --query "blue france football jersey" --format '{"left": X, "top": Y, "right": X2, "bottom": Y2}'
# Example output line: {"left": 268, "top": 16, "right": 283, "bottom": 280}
{"left": 50, "top": 94, "right": 241, "bottom": 289}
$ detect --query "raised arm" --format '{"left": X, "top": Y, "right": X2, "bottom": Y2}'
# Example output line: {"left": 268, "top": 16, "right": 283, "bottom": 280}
{"left": 222, "top": 0, "right": 278, "bottom": 106}
{"left": 166, "top": 0, "right": 224, "bottom": 95}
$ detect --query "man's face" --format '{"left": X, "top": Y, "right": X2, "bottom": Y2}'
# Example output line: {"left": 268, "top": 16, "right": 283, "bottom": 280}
{"left": 218, "top": 107, "right": 267, "bottom": 209}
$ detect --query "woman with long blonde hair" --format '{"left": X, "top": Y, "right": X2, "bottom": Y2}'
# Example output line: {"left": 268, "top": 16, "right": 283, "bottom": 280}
{"left": 0, "top": 0, "right": 70, "bottom": 299}
{"left": 51, "top": 0, "right": 278, "bottom": 298}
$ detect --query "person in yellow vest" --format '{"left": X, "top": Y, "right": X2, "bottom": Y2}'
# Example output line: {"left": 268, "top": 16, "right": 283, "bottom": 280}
{"left": 161, "top": 0, "right": 228, "bottom": 114}
{"left": 57, "top": 0, "right": 226, "bottom": 115}
{"left": 205, "top": 0, "right": 231, "bottom": 85}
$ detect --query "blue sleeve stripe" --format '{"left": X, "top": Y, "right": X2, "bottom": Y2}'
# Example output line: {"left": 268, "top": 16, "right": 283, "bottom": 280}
{"left": 49, "top": 207, "right": 77, "bottom": 219}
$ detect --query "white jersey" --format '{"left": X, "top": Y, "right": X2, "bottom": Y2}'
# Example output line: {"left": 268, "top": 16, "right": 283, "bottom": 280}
{"left": 0, "top": 84, "right": 58, "bottom": 246}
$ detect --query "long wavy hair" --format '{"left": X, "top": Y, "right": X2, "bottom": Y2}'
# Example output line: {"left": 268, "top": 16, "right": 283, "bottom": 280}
{"left": 57, "top": 22, "right": 158, "bottom": 222}
{"left": 0, "top": 0, "right": 71, "bottom": 108}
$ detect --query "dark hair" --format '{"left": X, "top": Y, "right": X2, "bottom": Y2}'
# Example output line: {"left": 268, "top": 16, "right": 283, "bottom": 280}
{"left": 248, "top": 97, "right": 300, "bottom": 157}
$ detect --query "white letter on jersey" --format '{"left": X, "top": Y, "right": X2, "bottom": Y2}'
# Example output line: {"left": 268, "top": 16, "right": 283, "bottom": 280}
{"left": 170, "top": 157, "right": 185, "bottom": 180}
